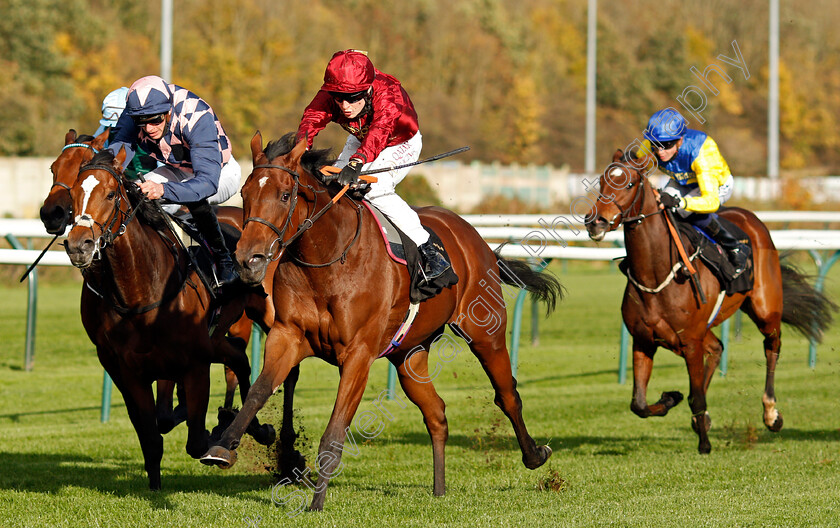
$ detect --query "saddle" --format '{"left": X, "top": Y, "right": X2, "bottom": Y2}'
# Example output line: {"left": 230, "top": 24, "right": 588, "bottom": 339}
{"left": 675, "top": 216, "right": 754, "bottom": 295}
{"left": 363, "top": 201, "right": 459, "bottom": 303}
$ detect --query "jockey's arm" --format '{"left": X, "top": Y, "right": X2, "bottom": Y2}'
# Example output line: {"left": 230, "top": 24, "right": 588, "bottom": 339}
{"left": 685, "top": 137, "right": 731, "bottom": 214}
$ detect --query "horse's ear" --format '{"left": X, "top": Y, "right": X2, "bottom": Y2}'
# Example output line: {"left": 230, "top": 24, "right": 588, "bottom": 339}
{"left": 612, "top": 149, "right": 624, "bottom": 162}
{"left": 290, "top": 137, "right": 307, "bottom": 163}
{"left": 114, "top": 146, "right": 127, "bottom": 167}
{"left": 92, "top": 129, "right": 109, "bottom": 150}
{"left": 65, "top": 129, "right": 77, "bottom": 145}
{"left": 250, "top": 131, "right": 264, "bottom": 163}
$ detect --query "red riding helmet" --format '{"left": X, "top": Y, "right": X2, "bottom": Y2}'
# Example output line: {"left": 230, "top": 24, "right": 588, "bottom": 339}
{"left": 320, "top": 50, "right": 376, "bottom": 93}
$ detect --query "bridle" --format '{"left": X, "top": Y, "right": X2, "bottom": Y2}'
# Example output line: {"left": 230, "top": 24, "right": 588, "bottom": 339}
{"left": 72, "top": 161, "right": 191, "bottom": 315}
{"left": 51, "top": 141, "right": 101, "bottom": 194}
{"left": 603, "top": 165, "right": 663, "bottom": 229}
{"left": 72, "top": 162, "right": 140, "bottom": 260}
{"left": 243, "top": 163, "right": 362, "bottom": 267}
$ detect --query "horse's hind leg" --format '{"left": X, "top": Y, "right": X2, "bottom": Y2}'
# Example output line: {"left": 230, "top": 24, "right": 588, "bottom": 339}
{"left": 452, "top": 321, "right": 551, "bottom": 470}
{"left": 630, "top": 339, "right": 683, "bottom": 418}
{"left": 277, "top": 365, "right": 306, "bottom": 482}
{"left": 740, "top": 297, "right": 784, "bottom": 432}
{"left": 389, "top": 336, "right": 449, "bottom": 497}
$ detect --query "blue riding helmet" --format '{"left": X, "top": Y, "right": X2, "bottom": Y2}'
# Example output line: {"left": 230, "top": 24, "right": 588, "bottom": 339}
{"left": 644, "top": 108, "right": 688, "bottom": 143}
{"left": 125, "top": 75, "right": 173, "bottom": 118}
{"left": 99, "top": 87, "right": 129, "bottom": 128}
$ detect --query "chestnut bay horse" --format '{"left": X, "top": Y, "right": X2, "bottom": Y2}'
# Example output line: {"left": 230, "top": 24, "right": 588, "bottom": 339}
{"left": 201, "top": 132, "right": 563, "bottom": 511}
{"left": 40, "top": 131, "right": 304, "bottom": 472}
{"left": 63, "top": 147, "right": 277, "bottom": 489}
{"left": 586, "top": 150, "right": 835, "bottom": 454}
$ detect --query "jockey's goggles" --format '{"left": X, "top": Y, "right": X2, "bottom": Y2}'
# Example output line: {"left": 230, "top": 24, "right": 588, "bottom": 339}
{"left": 132, "top": 113, "right": 167, "bottom": 126}
{"left": 329, "top": 90, "right": 368, "bottom": 103}
{"left": 651, "top": 138, "right": 680, "bottom": 151}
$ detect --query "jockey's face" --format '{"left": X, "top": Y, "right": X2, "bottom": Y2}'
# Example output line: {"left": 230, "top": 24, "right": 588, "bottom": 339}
{"left": 337, "top": 97, "right": 366, "bottom": 119}
{"left": 652, "top": 137, "right": 682, "bottom": 163}
{"left": 139, "top": 113, "right": 169, "bottom": 141}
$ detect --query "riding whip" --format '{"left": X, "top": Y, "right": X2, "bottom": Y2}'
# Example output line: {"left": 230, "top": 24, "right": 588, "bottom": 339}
{"left": 19, "top": 233, "right": 61, "bottom": 283}
{"left": 359, "top": 146, "right": 470, "bottom": 176}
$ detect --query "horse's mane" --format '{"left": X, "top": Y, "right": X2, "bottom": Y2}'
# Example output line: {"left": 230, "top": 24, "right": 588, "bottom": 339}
{"left": 264, "top": 132, "right": 336, "bottom": 178}
{"left": 82, "top": 150, "right": 168, "bottom": 230}
{"left": 76, "top": 134, "right": 96, "bottom": 143}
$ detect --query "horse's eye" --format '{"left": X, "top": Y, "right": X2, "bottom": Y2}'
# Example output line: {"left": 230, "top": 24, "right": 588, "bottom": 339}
{"left": 106, "top": 191, "right": 116, "bottom": 200}
{"left": 281, "top": 192, "right": 291, "bottom": 202}
{"left": 626, "top": 182, "right": 635, "bottom": 189}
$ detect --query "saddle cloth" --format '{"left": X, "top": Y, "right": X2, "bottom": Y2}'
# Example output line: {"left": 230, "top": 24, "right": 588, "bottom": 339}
{"left": 676, "top": 216, "right": 754, "bottom": 295}
{"left": 362, "top": 201, "right": 459, "bottom": 303}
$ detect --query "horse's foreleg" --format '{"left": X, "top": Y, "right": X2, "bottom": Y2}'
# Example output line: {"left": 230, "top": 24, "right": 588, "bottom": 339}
{"left": 684, "top": 341, "right": 711, "bottom": 454}
{"left": 155, "top": 379, "right": 178, "bottom": 434}
{"left": 701, "top": 331, "right": 724, "bottom": 393}
{"left": 182, "top": 362, "right": 211, "bottom": 459}
{"left": 113, "top": 371, "right": 164, "bottom": 490}
{"left": 202, "top": 327, "right": 308, "bottom": 469}
{"left": 390, "top": 344, "right": 448, "bottom": 497}
{"left": 631, "top": 340, "right": 682, "bottom": 418}
{"left": 309, "top": 352, "right": 375, "bottom": 512}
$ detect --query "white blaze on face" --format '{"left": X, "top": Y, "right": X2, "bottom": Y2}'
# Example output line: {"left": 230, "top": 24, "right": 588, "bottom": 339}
{"left": 80, "top": 175, "right": 100, "bottom": 216}
{"left": 610, "top": 168, "right": 624, "bottom": 179}
{"left": 259, "top": 176, "right": 268, "bottom": 188}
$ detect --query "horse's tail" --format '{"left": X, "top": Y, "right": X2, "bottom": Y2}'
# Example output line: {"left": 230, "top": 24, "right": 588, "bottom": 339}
{"left": 494, "top": 246, "right": 565, "bottom": 315}
{"left": 780, "top": 261, "right": 837, "bottom": 343}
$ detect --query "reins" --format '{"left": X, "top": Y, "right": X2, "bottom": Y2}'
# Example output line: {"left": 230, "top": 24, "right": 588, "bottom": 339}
{"left": 244, "top": 164, "right": 363, "bottom": 266}
{"left": 617, "top": 170, "right": 707, "bottom": 304}
{"left": 73, "top": 161, "right": 194, "bottom": 315}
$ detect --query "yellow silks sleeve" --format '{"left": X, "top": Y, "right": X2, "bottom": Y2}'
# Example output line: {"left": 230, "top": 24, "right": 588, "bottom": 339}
{"left": 684, "top": 137, "right": 731, "bottom": 214}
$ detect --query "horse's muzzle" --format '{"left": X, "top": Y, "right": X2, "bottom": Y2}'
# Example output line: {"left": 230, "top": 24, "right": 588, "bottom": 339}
{"left": 64, "top": 235, "right": 97, "bottom": 269}
{"left": 586, "top": 218, "right": 609, "bottom": 241}
{"left": 236, "top": 253, "right": 268, "bottom": 286}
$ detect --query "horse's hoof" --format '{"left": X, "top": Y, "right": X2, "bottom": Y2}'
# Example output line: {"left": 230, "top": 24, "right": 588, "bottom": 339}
{"left": 523, "top": 445, "right": 552, "bottom": 470}
{"left": 200, "top": 445, "right": 237, "bottom": 469}
{"left": 658, "top": 391, "right": 684, "bottom": 410}
{"left": 248, "top": 423, "right": 276, "bottom": 446}
{"left": 697, "top": 442, "right": 711, "bottom": 455}
{"left": 766, "top": 414, "right": 784, "bottom": 433}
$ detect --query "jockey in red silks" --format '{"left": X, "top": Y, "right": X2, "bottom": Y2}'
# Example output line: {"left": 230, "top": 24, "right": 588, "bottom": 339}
{"left": 296, "top": 49, "right": 450, "bottom": 281}
{"left": 108, "top": 75, "right": 241, "bottom": 290}
{"left": 639, "top": 108, "right": 751, "bottom": 277}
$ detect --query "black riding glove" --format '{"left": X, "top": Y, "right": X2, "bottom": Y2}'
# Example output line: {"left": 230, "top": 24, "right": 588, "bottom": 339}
{"left": 659, "top": 192, "right": 684, "bottom": 210}
{"left": 338, "top": 159, "right": 363, "bottom": 186}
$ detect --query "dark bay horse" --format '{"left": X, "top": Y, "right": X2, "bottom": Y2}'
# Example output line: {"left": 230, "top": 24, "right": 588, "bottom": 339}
{"left": 40, "top": 130, "right": 302, "bottom": 466}
{"left": 63, "top": 148, "right": 271, "bottom": 488}
{"left": 201, "top": 132, "right": 563, "bottom": 511}
{"left": 586, "top": 150, "right": 835, "bottom": 453}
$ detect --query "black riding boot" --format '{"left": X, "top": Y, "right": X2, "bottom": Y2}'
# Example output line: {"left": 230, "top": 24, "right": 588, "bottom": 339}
{"left": 418, "top": 240, "right": 451, "bottom": 281}
{"left": 188, "top": 201, "right": 239, "bottom": 290}
{"left": 705, "top": 216, "right": 750, "bottom": 277}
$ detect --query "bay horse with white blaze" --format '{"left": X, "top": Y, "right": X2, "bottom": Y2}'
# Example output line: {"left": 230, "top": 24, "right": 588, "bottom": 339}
{"left": 586, "top": 150, "right": 835, "bottom": 454}
{"left": 63, "top": 148, "right": 273, "bottom": 488}
{"left": 201, "top": 132, "right": 563, "bottom": 511}
{"left": 41, "top": 131, "right": 303, "bottom": 472}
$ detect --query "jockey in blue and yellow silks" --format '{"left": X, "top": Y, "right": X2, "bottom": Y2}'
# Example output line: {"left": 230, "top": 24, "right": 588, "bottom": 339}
{"left": 637, "top": 108, "right": 750, "bottom": 277}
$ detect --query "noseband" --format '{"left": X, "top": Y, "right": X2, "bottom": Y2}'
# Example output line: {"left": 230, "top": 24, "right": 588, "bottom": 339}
{"left": 244, "top": 164, "right": 362, "bottom": 266}
{"left": 72, "top": 162, "right": 139, "bottom": 259}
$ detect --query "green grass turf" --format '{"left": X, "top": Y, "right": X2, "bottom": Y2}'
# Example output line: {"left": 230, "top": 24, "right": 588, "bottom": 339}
{"left": 1, "top": 260, "right": 839, "bottom": 527}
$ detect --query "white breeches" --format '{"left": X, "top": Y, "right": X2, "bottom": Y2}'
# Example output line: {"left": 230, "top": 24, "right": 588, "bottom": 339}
{"left": 337, "top": 132, "right": 428, "bottom": 245}
{"left": 148, "top": 156, "right": 241, "bottom": 214}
